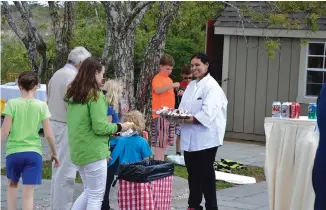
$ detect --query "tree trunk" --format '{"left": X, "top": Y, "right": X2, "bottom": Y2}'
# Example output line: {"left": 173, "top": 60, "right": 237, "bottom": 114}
{"left": 102, "top": 22, "right": 112, "bottom": 66}
{"left": 49, "top": 1, "right": 75, "bottom": 70}
{"left": 136, "top": 1, "right": 181, "bottom": 132}
{"left": 3, "top": 1, "right": 47, "bottom": 82}
{"left": 102, "top": 1, "right": 153, "bottom": 109}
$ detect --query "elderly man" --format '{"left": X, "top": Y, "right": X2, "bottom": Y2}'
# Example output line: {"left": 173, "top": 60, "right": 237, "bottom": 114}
{"left": 48, "top": 47, "right": 91, "bottom": 210}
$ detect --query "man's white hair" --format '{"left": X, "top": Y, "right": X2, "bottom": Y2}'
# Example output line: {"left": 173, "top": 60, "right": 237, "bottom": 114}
{"left": 67, "top": 46, "right": 92, "bottom": 65}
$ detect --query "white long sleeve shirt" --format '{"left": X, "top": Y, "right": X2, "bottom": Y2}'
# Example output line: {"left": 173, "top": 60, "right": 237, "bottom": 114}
{"left": 179, "top": 73, "right": 228, "bottom": 152}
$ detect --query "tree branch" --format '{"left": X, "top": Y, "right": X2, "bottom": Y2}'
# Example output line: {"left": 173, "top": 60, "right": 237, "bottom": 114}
{"left": 2, "top": 2, "right": 26, "bottom": 41}
{"left": 63, "top": 1, "right": 75, "bottom": 48}
{"left": 13, "top": 1, "right": 30, "bottom": 29}
{"left": 48, "top": 2, "right": 62, "bottom": 44}
{"left": 220, "top": 1, "right": 278, "bottom": 46}
{"left": 124, "top": 1, "right": 153, "bottom": 29}
{"left": 136, "top": 1, "right": 181, "bottom": 127}
{"left": 102, "top": 22, "right": 112, "bottom": 65}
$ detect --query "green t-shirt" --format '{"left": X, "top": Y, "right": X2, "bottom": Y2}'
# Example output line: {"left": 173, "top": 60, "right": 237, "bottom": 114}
{"left": 67, "top": 91, "right": 118, "bottom": 166}
{"left": 2, "top": 98, "right": 51, "bottom": 156}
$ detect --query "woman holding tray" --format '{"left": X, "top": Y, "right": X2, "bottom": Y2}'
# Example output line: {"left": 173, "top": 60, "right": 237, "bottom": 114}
{"left": 178, "top": 53, "right": 228, "bottom": 210}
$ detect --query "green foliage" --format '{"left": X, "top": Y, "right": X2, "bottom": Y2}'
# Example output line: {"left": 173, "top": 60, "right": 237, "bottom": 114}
{"left": 165, "top": 37, "right": 196, "bottom": 81}
{"left": 1, "top": 36, "right": 29, "bottom": 82}
{"left": 300, "top": 39, "right": 309, "bottom": 47}
{"left": 306, "top": 13, "right": 320, "bottom": 32}
{"left": 135, "top": 1, "right": 224, "bottom": 81}
{"left": 2, "top": 1, "right": 325, "bottom": 82}
{"left": 72, "top": 2, "right": 106, "bottom": 57}
{"left": 72, "top": 23, "right": 106, "bottom": 57}
{"left": 264, "top": 39, "right": 281, "bottom": 59}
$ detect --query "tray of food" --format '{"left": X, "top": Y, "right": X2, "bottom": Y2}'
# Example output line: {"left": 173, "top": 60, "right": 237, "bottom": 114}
{"left": 155, "top": 106, "right": 192, "bottom": 121}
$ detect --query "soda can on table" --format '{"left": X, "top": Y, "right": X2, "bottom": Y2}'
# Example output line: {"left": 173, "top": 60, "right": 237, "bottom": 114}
{"left": 308, "top": 103, "right": 317, "bottom": 119}
{"left": 272, "top": 101, "right": 281, "bottom": 117}
{"left": 290, "top": 102, "right": 297, "bottom": 118}
{"left": 295, "top": 103, "right": 300, "bottom": 119}
{"left": 281, "top": 102, "right": 290, "bottom": 118}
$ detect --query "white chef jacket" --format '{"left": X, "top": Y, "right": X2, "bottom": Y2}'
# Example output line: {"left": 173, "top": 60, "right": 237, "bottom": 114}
{"left": 178, "top": 73, "right": 228, "bottom": 152}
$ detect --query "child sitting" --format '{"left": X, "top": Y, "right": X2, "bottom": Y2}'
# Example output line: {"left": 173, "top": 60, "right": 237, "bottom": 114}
{"left": 1, "top": 72, "right": 59, "bottom": 210}
{"left": 102, "top": 110, "right": 152, "bottom": 210}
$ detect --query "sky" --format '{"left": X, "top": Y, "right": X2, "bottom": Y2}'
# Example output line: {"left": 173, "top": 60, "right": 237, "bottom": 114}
{"left": 7, "top": 1, "right": 48, "bottom": 6}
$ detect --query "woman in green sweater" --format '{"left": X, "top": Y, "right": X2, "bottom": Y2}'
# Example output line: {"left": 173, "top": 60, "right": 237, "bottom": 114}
{"left": 64, "top": 57, "right": 134, "bottom": 210}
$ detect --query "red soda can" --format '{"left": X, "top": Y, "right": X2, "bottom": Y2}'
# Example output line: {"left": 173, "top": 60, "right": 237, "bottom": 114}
{"left": 290, "top": 102, "right": 296, "bottom": 118}
{"left": 295, "top": 103, "right": 300, "bottom": 118}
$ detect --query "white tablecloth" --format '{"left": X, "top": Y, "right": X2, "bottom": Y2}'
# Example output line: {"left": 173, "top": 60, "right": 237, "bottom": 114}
{"left": 264, "top": 117, "right": 319, "bottom": 210}
{"left": 0, "top": 84, "right": 47, "bottom": 102}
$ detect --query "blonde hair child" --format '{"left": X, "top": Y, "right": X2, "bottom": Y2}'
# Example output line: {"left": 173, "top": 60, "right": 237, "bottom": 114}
{"left": 102, "top": 110, "right": 152, "bottom": 209}
{"left": 103, "top": 79, "right": 123, "bottom": 123}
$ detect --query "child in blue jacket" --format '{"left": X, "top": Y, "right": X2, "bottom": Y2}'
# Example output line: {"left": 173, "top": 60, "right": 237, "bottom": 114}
{"left": 101, "top": 110, "right": 152, "bottom": 210}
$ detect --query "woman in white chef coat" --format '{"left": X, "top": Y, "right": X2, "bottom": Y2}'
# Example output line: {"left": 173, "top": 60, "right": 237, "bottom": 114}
{"left": 179, "top": 53, "right": 228, "bottom": 210}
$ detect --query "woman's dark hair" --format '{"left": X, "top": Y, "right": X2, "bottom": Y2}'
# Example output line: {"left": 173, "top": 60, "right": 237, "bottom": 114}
{"left": 18, "top": 71, "right": 39, "bottom": 91}
{"left": 65, "top": 56, "right": 106, "bottom": 104}
{"left": 190, "top": 52, "right": 212, "bottom": 74}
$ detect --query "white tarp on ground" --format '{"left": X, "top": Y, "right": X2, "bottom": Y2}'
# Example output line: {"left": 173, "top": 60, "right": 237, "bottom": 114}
{"left": 167, "top": 155, "right": 256, "bottom": 185}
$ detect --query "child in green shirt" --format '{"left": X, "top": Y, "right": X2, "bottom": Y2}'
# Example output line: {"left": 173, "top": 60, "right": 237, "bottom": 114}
{"left": 1, "top": 71, "right": 59, "bottom": 210}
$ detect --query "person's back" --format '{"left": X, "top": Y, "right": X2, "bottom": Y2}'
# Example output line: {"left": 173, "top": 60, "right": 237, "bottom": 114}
{"left": 102, "top": 110, "right": 151, "bottom": 210}
{"left": 48, "top": 66, "right": 77, "bottom": 123}
{"left": 1, "top": 71, "right": 59, "bottom": 210}
{"left": 48, "top": 46, "right": 92, "bottom": 210}
{"left": 5, "top": 98, "right": 48, "bottom": 155}
{"left": 109, "top": 135, "right": 152, "bottom": 166}
{"left": 66, "top": 91, "right": 118, "bottom": 165}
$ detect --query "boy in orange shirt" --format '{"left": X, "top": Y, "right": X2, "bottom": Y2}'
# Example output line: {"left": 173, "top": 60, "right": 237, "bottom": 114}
{"left": 152, "top": 55, "right": 180, "bottom": 161}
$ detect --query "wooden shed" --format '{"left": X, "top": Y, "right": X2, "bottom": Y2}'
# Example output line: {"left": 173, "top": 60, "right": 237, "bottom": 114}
{"left": 206, "top": 2, "right": 326, "bottom": 141}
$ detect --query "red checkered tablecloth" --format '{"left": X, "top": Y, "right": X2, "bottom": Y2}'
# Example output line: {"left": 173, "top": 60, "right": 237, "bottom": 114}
{"left": 118, "top": 176, "right": 173, "bottom": 210}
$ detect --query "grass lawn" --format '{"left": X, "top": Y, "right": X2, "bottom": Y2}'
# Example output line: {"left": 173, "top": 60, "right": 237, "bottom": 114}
{"left": 1, "top": 160, "right": 265, "bottom": 191}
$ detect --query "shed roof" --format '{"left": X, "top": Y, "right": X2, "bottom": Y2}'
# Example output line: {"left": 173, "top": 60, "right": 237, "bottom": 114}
{"left": 215, "top": 1, "right": 326, "bottom": 31}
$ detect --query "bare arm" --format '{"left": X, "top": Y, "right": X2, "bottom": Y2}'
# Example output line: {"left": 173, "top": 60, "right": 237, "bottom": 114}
{"left": 107, "top": 115, "right": 113, "bottom": 122}
{"left": 1, "top": 116, "right": 12, "bottom": 140}
{"left": 154, "top": 82, "right": 179, "bottom": 94}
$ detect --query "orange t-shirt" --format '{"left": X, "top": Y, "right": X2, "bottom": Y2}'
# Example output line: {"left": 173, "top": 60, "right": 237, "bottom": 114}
{"left": 152, "top": 72, "right": 175, "bottom": 118}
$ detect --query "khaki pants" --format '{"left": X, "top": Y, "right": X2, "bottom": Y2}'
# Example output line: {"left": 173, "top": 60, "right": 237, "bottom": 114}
{"left": 50, "top": 120, "right": 77, "bottom": 210}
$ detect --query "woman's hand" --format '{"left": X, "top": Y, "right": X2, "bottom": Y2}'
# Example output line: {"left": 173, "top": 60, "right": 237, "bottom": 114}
{"left": 121, "top": 122, "right": 135, "bottom": 132}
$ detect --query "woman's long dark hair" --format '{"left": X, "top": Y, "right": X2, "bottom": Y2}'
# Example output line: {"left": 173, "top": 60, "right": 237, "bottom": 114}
{"left": 65, "top": 56, "right": 105, "bottom": 104}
